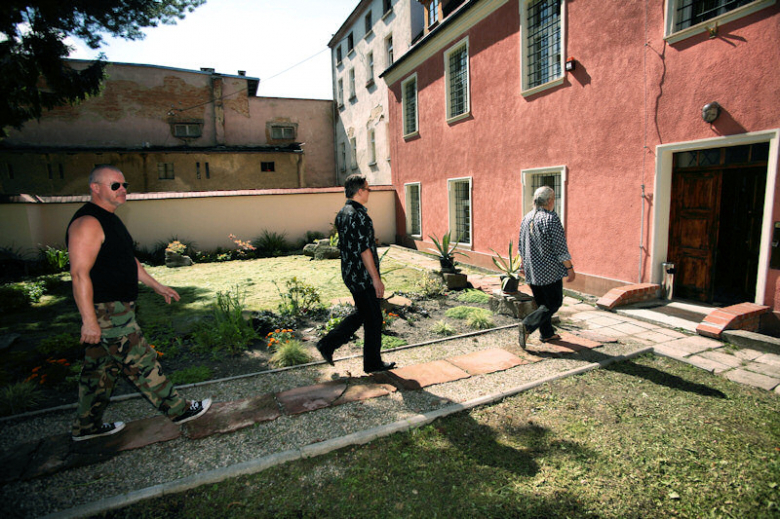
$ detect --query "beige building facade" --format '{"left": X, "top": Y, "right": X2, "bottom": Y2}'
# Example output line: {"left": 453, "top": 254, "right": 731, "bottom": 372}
{"left": 329, "top": 0, "right": 425, "bottom": 186}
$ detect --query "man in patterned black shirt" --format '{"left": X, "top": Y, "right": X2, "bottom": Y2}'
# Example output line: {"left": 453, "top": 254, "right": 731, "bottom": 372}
{"left": 518, "top": 186, "right": 575, "bottom": 346}
{"left": 316, "top": 174, "right": 396, "bottom": 373}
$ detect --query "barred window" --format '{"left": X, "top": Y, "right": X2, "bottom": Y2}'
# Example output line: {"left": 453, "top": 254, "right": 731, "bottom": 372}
{"left": 674, "top": 0, "right": 755, "bottom": 31}
{"left": 445, "top": 41, "right": 469, "bottom": 120}
{"left": 402, "top": 75, "right": 418, "bottom": 136}
{"left": 449, "top": 178, "right": 471, "bottom": 244}
{"left": 531, "top": 172, "right": 561, "bottom": 215}
{"left": 525, "top": 0, "right": 562, "bottom": 90}
{"left": 405, "top": 183, "right": 422, "bottom": 236}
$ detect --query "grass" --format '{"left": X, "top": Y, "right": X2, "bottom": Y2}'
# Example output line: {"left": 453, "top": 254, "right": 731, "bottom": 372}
{"left": 98, "top": 354, "right": 780, "bottom": 518}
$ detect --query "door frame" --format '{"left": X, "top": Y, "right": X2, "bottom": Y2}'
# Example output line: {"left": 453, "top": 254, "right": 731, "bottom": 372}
{"left": 651, "top": 129, "right": 779, "bottom": 305}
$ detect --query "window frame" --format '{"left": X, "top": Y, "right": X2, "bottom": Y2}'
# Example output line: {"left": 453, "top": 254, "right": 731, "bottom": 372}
{"left": 366, "top": 51, "right": 375, "bottom": 87}
{"left": 520, "top": 165, "right": 567, "bottom": 226}
{"left": 337, "top": 79, "right": 344, "bottom": 108}
{"left": 444, "top": 37, "right": 470, "bottom": 123}
{"left": 349, "top": 68, "right": 356, "bottom": 100}
{"left": 347, "top": 32, "right": 355, "bottom": 55}
{"left": 365, "top": 11, "right": 373, "bottom": 36}
{"left": 340, "top": 142, "right": 347, "bottom": 172}
{"left": 402, "top": 73, "right": 419, "bottom": 138}
{"left": 386, "top": 34, "right": 394, "bottom": 66}
{"left": 336, "top": 45, "right": 343, "bottom": 65}
{"left": 268, "top": 123, "right": 297, "bottom": 142}
{"left": 369, "top": 129, "right": 377, "bottom": 165}
{"left": 171, "top": 122, "right": 203, "bottom": 139}
{"left": 519, "top": 0, "right": 566, "bottom": 97}
{"left": 447, "top": 176, "right": 473, "bottom": 247}
{"left": 157, "top": 162, "right": 175, "bottom": 180}
{"left": 405, "top": 182, "right": 423, "bottom": 238}
{"left": 664, "top": 0, "right": 775, "bottom": 43}
{"left": 261, "top": 161, "right": 275, "bottom": 173}
{"left": 350, "top": 137, "right": 358, "bottom": 170}
{"left": 428, "top": 0, "right": 440, "bottom": 27}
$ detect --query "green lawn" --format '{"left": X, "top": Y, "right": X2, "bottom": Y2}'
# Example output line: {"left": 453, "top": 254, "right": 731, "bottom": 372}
{"left": 98, "top": 354, "right": 780, "bottom": 519}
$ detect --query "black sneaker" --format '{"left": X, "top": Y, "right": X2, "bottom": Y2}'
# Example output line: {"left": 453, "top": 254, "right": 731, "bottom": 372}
{"left": 172, "top": 398, "right": 212, "bottom": 424}
{"left": 72, "top": 421, "right": 126, "bottom": 442}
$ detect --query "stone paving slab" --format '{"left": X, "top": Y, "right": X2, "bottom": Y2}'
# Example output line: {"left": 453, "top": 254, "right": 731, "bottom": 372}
{"left": 611, "top": 322, "right": 656, "bottom": 335}
{"left": 634, "top": 330, "right": 677, "bottom": 343}
{"left": 186, "top": 394, "right": 281, "bottom": 440}
{"left": 685, "top": 355, "right": 733, "bottom": 374}
{"left": 698, "top": 350, "right": 744, "bottom": 369}
{"left": 447, "top": 348, "right": 528, "bottom": 375}
{"left": 732, "top": 348, "right": 765, "bottom": 361}
{"left": 658, "top": 335, "right": 721, "bottom": 356}
{"left": 333, "top": 378, "right": 398, "bottom": 406}
{"left": 721, "top": 369, "right": 780, "bottom": 391}
{"left": 744, "top": 361, "right": 780, "bottom": 379}
{"left": 388, "top": 360, "right": 471, "bottom": 390}
{"left": 277, "top": 381, "right": 348, "bottom": 415}
{"left": 755, "top": 352, "right": 780, "bottom": 367}
{"left": 571, "top": 330, "right": 620, "bottom": 343}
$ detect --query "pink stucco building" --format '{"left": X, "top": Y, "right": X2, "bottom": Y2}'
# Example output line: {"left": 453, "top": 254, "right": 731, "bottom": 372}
{"left": 382, "top": 0, "right": 780, "bottom": 322}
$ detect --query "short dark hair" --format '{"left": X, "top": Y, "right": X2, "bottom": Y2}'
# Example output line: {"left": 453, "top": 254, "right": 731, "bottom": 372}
{"left": 89, "top": 164, "right": 122, "bottom": 185}
{"left": 344, "top": 174, "right": 367, "bottom": 199}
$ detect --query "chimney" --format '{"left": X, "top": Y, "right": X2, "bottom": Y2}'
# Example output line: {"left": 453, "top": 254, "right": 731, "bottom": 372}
{"left": 238, "top": 70, "right": 246, "bottom": 76}
{"left": 200, "top": 67, "right": 215, "bottom": 73}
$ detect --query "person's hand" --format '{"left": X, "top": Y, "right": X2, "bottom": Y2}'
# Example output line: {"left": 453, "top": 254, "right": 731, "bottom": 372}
{"left": 155, "top": 285, "right": 181, "bottom": 304}
{"left": 80, "top": 321, "right": 102, "bottom": 344}
{"left": 566, "top": 269, "right": 576, "bottom": 283}
{"left": 374, "top": 279, "right": 385, "bottom": 299}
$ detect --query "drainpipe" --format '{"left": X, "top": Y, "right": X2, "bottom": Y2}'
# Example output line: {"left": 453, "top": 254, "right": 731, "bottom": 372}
{"left": 639, "top": 184, "right": 645, "bottom": 283}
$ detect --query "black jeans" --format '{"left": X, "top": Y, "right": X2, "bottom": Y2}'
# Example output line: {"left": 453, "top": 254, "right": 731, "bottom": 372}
{"left": 318, "top": 286, "right": 383, "bottom": 370}
{"left": 523, "top": 279, "right": 563, "bottom": 339}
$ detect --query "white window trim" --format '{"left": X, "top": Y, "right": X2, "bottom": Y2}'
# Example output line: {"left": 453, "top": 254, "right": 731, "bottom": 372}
{"left": 520, "top": 165, "right": 567, "bottom": 226}
{"left": 401, "top": 73, "right": 419, "bottom": 138}
{"left": 519, "top": 0, "right": 566, "bottom": 97}
{"left": 447, "top": 176, "right": 473, "bottom": 247}
{"left": 444, "top": 37, "right": 470, "bottom": 123}
{"left": 350, "top": 137, "right": 358, "bottom": 170}
{"left": 369, "top": 129, "right": 377, "bottom": 165}
{"left": 349, "top": 68, "right": 356, "bottom": 100}
{"left": 404, "top": 182, "right": 423, "bottom": 238}
{"left": 664, "top": 0, "right": 775, "bottom": 44}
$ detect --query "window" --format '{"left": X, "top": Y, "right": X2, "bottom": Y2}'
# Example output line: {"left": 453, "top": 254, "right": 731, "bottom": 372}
{"left": 521, "top": 0, "right": 564, "bottom": 94}
{"left": 349, "top": 68, "right": 356, "bottom": 100}
{"left": 350, "top": 138, "right": 357, "bottom": 169}
{"left": 402, "top": 74, "right": 418, "bottom": 136}
{"left": 340, "top": 142, "right": 347, "bottom": 172}
{"left": 369, "top": 129, "right": 376, "bottom": 165}
{"left": 405, "top": 183, "right": 422, "bottom": 237}
{"left": 386, "top": 35, "right": 394, "bottom": 66}
{"left": 172, "top": 123, "right": 202, "bottom": 138}
{"left": 383, "top": 0, "right": 393, "bottom": 14}
{"left": 665, "top": 0, "right": 773, "bottom": 41}
{"left": 448, "top": 178, "right": 472, "bottom": 245}
{"left": 269, "top": 124, "right": 296, "bottom": 140}
{"left": 445, "top": 38, "right": 469, "bottom": 121}
{"left": 261, "top": 162, "right": 275, "bottom": 172}
{"left": 366, "top": 52, "right": 375, "bottom": 86}
{"left": 348, "top": 32, "right": 354, "bottom": 53}
{"left": 365, "top": 11, "right": 373, "bottom": 34}
{"left": 196, "top": 162, "right": 201, "bottom": 179}
{"left": 428, "top": 0, "right": 440, "bottom": 26}
{"left": 336, "top": 45, "right": 343, "bottom": 64}
{"left": 158, "top": 163, "right": 175, "bottom": 180}
{"left": 521, "top": 166, "right": 566, "bottom": 224}
{"left": 338, "top": 79, "right": 344, "bottom": 107}
{"left": 205, "top": 162, "right": 210, "bottom": 179}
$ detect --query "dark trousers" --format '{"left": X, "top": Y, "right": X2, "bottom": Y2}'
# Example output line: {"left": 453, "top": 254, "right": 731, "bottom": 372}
{"left": 523, "top": 279, "right": 563, "bottom": 339}
{"left": 319, "top": 287, "right": 383, "bottom": 370}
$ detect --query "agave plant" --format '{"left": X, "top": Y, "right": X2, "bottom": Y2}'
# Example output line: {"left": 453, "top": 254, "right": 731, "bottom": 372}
{"left": 429, "top": 232, "right": 468, "bottom": 273}
{"left": 490, "top": 241, "right": 522, "bottom": 292}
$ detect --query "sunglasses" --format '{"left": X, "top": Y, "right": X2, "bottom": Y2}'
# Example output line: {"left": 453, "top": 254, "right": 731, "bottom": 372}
{"left": 106, "top": 182, "right": 129, "bottom": 191}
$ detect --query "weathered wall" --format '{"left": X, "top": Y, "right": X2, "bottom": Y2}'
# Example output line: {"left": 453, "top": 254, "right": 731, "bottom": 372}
{"left": 0, "top": 187, "right": 397, "bottom": 255}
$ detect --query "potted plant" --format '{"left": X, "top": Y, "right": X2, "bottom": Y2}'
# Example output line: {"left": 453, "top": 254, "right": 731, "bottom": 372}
{"left": 429, "top": 232, "right": 468, "bottom": 273}
{"left": 490, "top": 241, "right": 522, "bottom": 292}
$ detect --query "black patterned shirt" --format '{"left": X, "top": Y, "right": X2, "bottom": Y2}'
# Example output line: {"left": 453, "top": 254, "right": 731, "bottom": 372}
{"left": 336, "top": 200, "right": 380, "bottom": 293}
{"left": 518, "top": 208, "right": 571, "bottom": 286}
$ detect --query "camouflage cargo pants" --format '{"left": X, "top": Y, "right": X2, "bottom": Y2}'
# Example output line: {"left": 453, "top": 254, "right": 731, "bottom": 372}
{"left": 72, "top": 301, "right": 187, "bottom": 436}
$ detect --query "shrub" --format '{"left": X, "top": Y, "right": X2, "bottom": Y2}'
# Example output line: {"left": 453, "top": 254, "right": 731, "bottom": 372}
{"left": 432, "top": 320, "right": 456, "bottom": 336}
{"left": 456, "top": 289, "right": 491, "bottom": 304}
{"left": 229, "top": 233, "right": 257, "bottom": 260}
{"left": 467, "top": 312, "right": 494, "bottom": 330}
{"left": 417, "top": 271, "right": 445, "bottom": 298}
{"left": 265, "top": 328, "right": 295, "bottom": 351}
{"left": 0, "top": 382, "right": 44, "bottom": 416}
{"left": 23, "top": 279, "right": 46, "bottom": 303}
{"left": 275, "top": 277, "right": 325, "bottom": 320}
{"left": 254, "top": 230, "right": 289, "bottom": 257}
{"left": 382, "top": 310, "right": 399, "bottom": 332}
{"left": 270, "top": 339, "right": 312, "bottom": 368}
{"left": 169, "top": 366, "right": 213, "bottom": 385}
{"left": 445, "top": 306, "right": 492, "bottom": 320}
{"left": 192, "top": 287, "right": 258, "bottom": 355}
{"left": 41, "top": 245, "right": 69, "bottom": 272}
{"left": 38, "top": 332, "right": 82, "bottom": 359}
{"left": 25, "top": 357, "right": 73, "bottom": 387}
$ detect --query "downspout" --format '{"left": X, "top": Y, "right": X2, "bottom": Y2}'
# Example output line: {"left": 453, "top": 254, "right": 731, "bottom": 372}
{"left": 639, "top": 184, "right": 645, "bottom": 283}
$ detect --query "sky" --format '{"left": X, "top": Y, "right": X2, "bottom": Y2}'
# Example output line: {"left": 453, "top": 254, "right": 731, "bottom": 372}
{"left": 67, "top": 0, "right": 360, "bottom": 100}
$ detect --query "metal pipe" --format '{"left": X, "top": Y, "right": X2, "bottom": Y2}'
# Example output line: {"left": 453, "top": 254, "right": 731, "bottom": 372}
{"left": 639, "top": 183, "right": 645, "bottom": 283}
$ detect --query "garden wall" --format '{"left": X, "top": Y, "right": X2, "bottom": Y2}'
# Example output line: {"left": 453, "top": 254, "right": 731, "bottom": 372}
{"left": 0, "top": 186, "right": 396, "bottom": 256}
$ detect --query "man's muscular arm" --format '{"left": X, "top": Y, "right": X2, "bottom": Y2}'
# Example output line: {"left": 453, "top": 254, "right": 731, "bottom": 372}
{"left": 68, "top": 216, "right": 104, "bottom": 344}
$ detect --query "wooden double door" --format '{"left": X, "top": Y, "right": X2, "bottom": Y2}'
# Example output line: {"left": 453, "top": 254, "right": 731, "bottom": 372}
{"left": 667, "top": 145, "right": 767, "bottom": 304}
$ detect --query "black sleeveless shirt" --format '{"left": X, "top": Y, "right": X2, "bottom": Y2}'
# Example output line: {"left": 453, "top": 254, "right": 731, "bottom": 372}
{"left": 66, "top": 202, "right": 138, "bottom": 303}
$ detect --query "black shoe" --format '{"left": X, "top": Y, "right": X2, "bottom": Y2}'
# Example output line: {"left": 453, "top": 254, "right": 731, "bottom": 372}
{"left": 173, "top": 398, "right": 212, "bottom": 424}
{"left": 365, "top": 361, "right": 396, "bottom": 373}
{"left": 72, "top": 421, "right": 125, "bottom": 442}
{"left": 316, "top": 342, "right": 334, "bottom": 366}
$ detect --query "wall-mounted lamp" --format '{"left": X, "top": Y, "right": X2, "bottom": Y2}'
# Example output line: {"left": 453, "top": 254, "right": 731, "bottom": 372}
{"left": 701, "top": 102, "right": 721, "bottom": 123}
{"left": 565, "top": 57, "right": 576, "bottom": 72}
